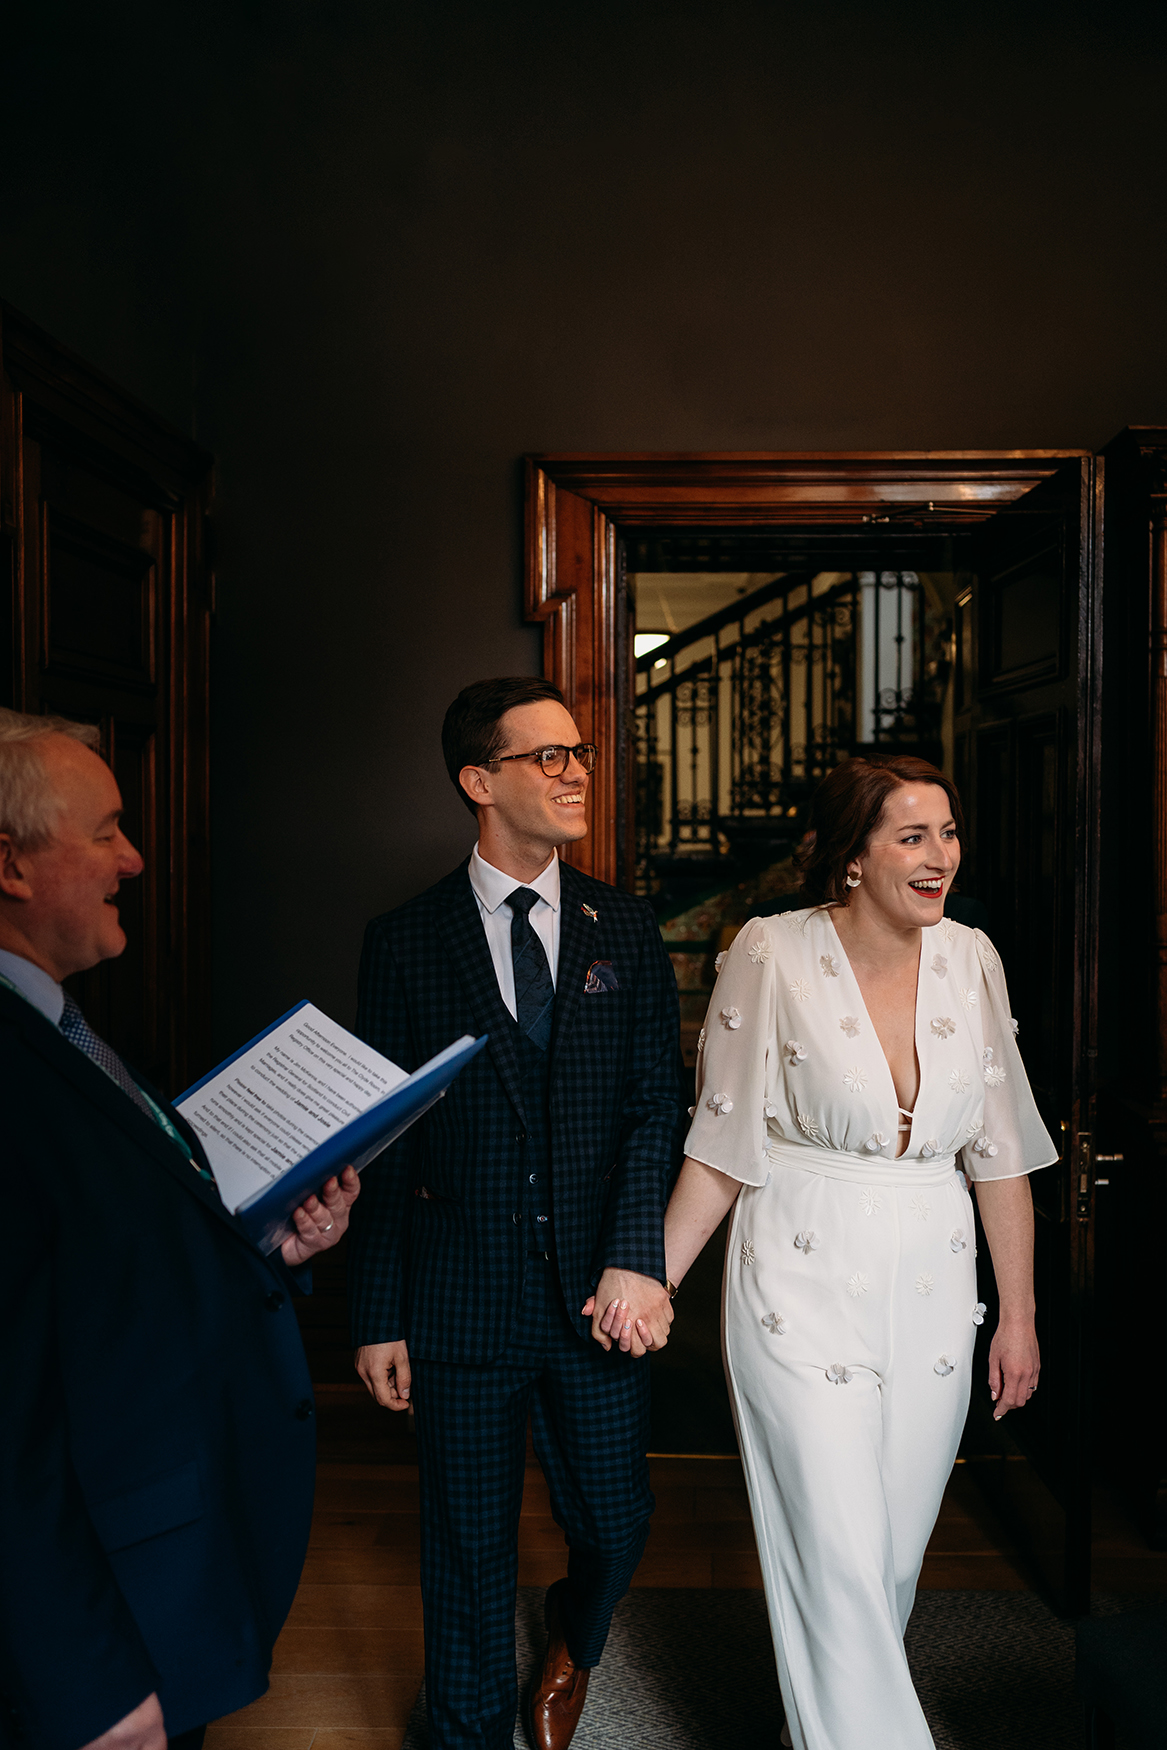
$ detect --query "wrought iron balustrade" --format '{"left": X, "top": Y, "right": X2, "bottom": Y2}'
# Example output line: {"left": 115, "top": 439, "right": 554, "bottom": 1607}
{"left": 633, "top": 569, "right": 935, "bottom": 892}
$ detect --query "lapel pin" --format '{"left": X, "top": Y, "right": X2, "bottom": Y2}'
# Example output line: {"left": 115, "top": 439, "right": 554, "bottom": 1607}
{"left": 581, "top": 904, "right": 598, "bottom": 923}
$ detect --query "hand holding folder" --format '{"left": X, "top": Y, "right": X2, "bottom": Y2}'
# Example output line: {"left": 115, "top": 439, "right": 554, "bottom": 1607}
{"left": 280, "top": 1161, "right": 361, "bottom": 1267}
{"left": 175, "top": 1002, "right": 487, "bottom": 1254}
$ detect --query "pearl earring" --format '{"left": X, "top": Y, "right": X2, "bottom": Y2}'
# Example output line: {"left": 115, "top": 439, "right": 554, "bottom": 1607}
{"left": 845, "top": 874, "right": 862, "bottom": 888}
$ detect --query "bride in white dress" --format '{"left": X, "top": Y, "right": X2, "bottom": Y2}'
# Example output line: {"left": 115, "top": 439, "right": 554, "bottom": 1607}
{"left": 661, "top": 756, "right": 1056, "bottom": 1750}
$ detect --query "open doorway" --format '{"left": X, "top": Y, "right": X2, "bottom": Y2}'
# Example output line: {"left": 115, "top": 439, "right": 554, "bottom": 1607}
{"left": 625, "top": 528, "right": 976, "bottom": 1459}
{"left": 524, "top": 450, "right": 1122, "bottom": 1610}
{"left": 627, "top": 531, "right": 966, "bottom": 1069}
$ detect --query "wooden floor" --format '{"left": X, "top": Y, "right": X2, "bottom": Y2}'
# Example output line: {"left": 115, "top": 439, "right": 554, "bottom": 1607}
{"left": 205, "top": 1384, "right": 1167, "bottom": 1750}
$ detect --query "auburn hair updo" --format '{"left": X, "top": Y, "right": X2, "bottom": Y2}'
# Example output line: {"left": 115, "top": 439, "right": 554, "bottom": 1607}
{"left": 795, "top": 755, "right": 965, "bottom": 907}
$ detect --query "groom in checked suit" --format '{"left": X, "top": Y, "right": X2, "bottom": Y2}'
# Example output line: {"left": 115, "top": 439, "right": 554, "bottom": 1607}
{"left": 349, "top": 677, "right": 683, "bottom": 1750}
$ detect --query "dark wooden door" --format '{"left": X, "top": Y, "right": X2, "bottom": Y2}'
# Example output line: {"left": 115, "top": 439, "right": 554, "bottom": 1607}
{"left": 0, "top": 305, "right": 213, "bottom": 1092}
{"left": 954, "top": 456, "right": 1103, "bottom": 1613}
{"left": 1094, "top": 427, "right": 1167, "bottom": 1549}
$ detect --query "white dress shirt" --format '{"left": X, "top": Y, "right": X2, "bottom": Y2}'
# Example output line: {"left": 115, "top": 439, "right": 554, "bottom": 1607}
{"left": 0, "top": 948, "right": 64, "bottom": 1025}
{"left": 468, "top": 846, "right": 561, "bottom": 1021}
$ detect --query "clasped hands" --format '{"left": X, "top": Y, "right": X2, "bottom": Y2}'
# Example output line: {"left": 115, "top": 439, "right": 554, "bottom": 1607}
{"left": 356, "top": 1265, "right": 673, "bottom": 1411}
{"left": 582, "top": 1267, "right": 673, "bottom": 1357}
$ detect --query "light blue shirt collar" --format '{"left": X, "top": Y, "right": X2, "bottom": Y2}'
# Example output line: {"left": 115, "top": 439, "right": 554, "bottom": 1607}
{"left": 0, "top": 949, "right": 65, "bottom": 1026}
{"left": 469, "top": 846, "right": 561, "bottom": 916}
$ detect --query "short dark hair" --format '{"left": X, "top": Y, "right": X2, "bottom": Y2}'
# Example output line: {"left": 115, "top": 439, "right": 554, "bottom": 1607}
{"left": 441, "top": 676, "right": 565, "bottom": 815}
{"left": 796, "top": 755, "right": 966, "bottom": 906}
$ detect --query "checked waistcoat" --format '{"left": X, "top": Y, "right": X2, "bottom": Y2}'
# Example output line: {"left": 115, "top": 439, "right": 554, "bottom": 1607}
{"left": 515, "top": 1025, "right": 552, "bottom": 1255}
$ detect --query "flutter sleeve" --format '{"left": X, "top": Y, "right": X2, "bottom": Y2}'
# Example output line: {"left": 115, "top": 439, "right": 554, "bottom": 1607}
{"left": 681, "top": 916, "right": 779, "bottom": 1187}
{"left": 961, "top": 929, "right": 1059, "bottom": 1183}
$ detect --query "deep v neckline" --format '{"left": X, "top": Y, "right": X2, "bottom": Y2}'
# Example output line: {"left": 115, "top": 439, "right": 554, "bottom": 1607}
{"left": 825, "top": 912, "right": 924, "bottom": 1158}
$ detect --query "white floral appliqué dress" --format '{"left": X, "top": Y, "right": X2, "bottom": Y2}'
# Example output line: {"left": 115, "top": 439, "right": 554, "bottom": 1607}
{"left": 683, "top": 909, "right": 1057, "bottom": 1750}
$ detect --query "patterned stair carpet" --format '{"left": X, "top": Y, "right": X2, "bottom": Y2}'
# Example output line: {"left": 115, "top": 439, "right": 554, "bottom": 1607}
{"left": 402, "top": 1585, "right": 1149, "bottom": 1749}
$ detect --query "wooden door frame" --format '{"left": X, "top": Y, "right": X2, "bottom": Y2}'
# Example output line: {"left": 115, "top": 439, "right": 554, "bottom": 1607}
{"left": 524, "top": 451, "right": 1088, "bottom": 888}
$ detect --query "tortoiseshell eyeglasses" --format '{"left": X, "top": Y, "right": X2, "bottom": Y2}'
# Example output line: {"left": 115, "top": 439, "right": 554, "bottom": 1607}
{"left": 490, "top": 743, "right": 598, "bottom": 777}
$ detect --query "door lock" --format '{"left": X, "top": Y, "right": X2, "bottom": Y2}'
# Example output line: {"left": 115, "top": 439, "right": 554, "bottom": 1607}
{"left": 1075, "top": 1132, "right": 1092, "bottom": 1223}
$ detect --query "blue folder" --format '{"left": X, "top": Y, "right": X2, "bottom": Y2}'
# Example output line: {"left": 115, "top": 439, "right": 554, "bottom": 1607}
{"left": 176, "top": 1003, "right": 487, "bottom": 1254}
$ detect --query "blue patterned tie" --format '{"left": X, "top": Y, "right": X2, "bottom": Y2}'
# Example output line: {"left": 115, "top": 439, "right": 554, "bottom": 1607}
{"left": 508, "top": 887, "right": 555, "bottom": 1052}
{"left": 58, "top": 994, "right": 216, "bottom": 1184}
{"left": 59, "top": 992, "right": 159, "bottom": 1120}
{"left": 59, "top": 1001, "right": 218, "bottom": 1190}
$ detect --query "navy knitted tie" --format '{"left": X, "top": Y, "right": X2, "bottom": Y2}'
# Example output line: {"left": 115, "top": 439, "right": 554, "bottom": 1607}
{"left": 59, "top": 992, "right": 159, "bottom": 1120}
{"left": 508, "top": 887, "right": 555, "bottom": 1052}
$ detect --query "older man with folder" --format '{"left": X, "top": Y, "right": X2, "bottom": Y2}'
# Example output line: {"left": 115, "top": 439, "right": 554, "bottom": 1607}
{"left": 0, "top": 707, "right": 358, "bottom": 1750}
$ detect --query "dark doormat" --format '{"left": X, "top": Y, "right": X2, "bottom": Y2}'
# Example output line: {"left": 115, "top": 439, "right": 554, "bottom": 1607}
{"left": 402, "top": 1585, "right": 1155, "bottom": 1748}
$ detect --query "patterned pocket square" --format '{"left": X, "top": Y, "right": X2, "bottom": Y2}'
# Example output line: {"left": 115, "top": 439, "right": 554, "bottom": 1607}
{"left": 584, "top": 960, "right": 619, "bottom": 993}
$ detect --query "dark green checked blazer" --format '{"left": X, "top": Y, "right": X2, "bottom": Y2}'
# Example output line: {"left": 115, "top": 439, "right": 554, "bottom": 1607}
{"left": 348, "top": 858, "right": 685, "bottom": 1364}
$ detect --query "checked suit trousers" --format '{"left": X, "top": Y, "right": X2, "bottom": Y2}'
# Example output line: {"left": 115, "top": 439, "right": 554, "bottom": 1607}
{"left": 411, "top": 1256, "right": 654, "bottom": 1750}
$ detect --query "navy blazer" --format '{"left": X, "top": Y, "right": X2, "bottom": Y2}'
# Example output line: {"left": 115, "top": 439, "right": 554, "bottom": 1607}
{"left": 0, "top": 986, "right": 316, "bottom": 1750}
{"left": 347, "top": 859, "right": 685, "bottom": 1364}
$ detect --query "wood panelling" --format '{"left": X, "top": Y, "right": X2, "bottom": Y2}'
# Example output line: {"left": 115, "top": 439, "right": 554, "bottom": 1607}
{"left": 1148, "top": 450, "right": 1167, "bottom": 1103}
{"left": 0, "top": 303, "right": 214, "bottom": 1090}
{"left": 43, "top": 508, "right": 156, "bottom": 689}
{"left": 984, "top": 541, "right": 1065, "bottom": 690}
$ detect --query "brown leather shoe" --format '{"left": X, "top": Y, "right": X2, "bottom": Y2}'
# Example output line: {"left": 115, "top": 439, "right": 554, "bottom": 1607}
{"left": 525, "top": 1582, "right": 591, "bottom": 1750}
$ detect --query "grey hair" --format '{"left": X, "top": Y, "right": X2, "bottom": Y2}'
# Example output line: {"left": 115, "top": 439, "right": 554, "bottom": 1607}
{"left": 0, "top": 707, "right": 101, "bottom": 850}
